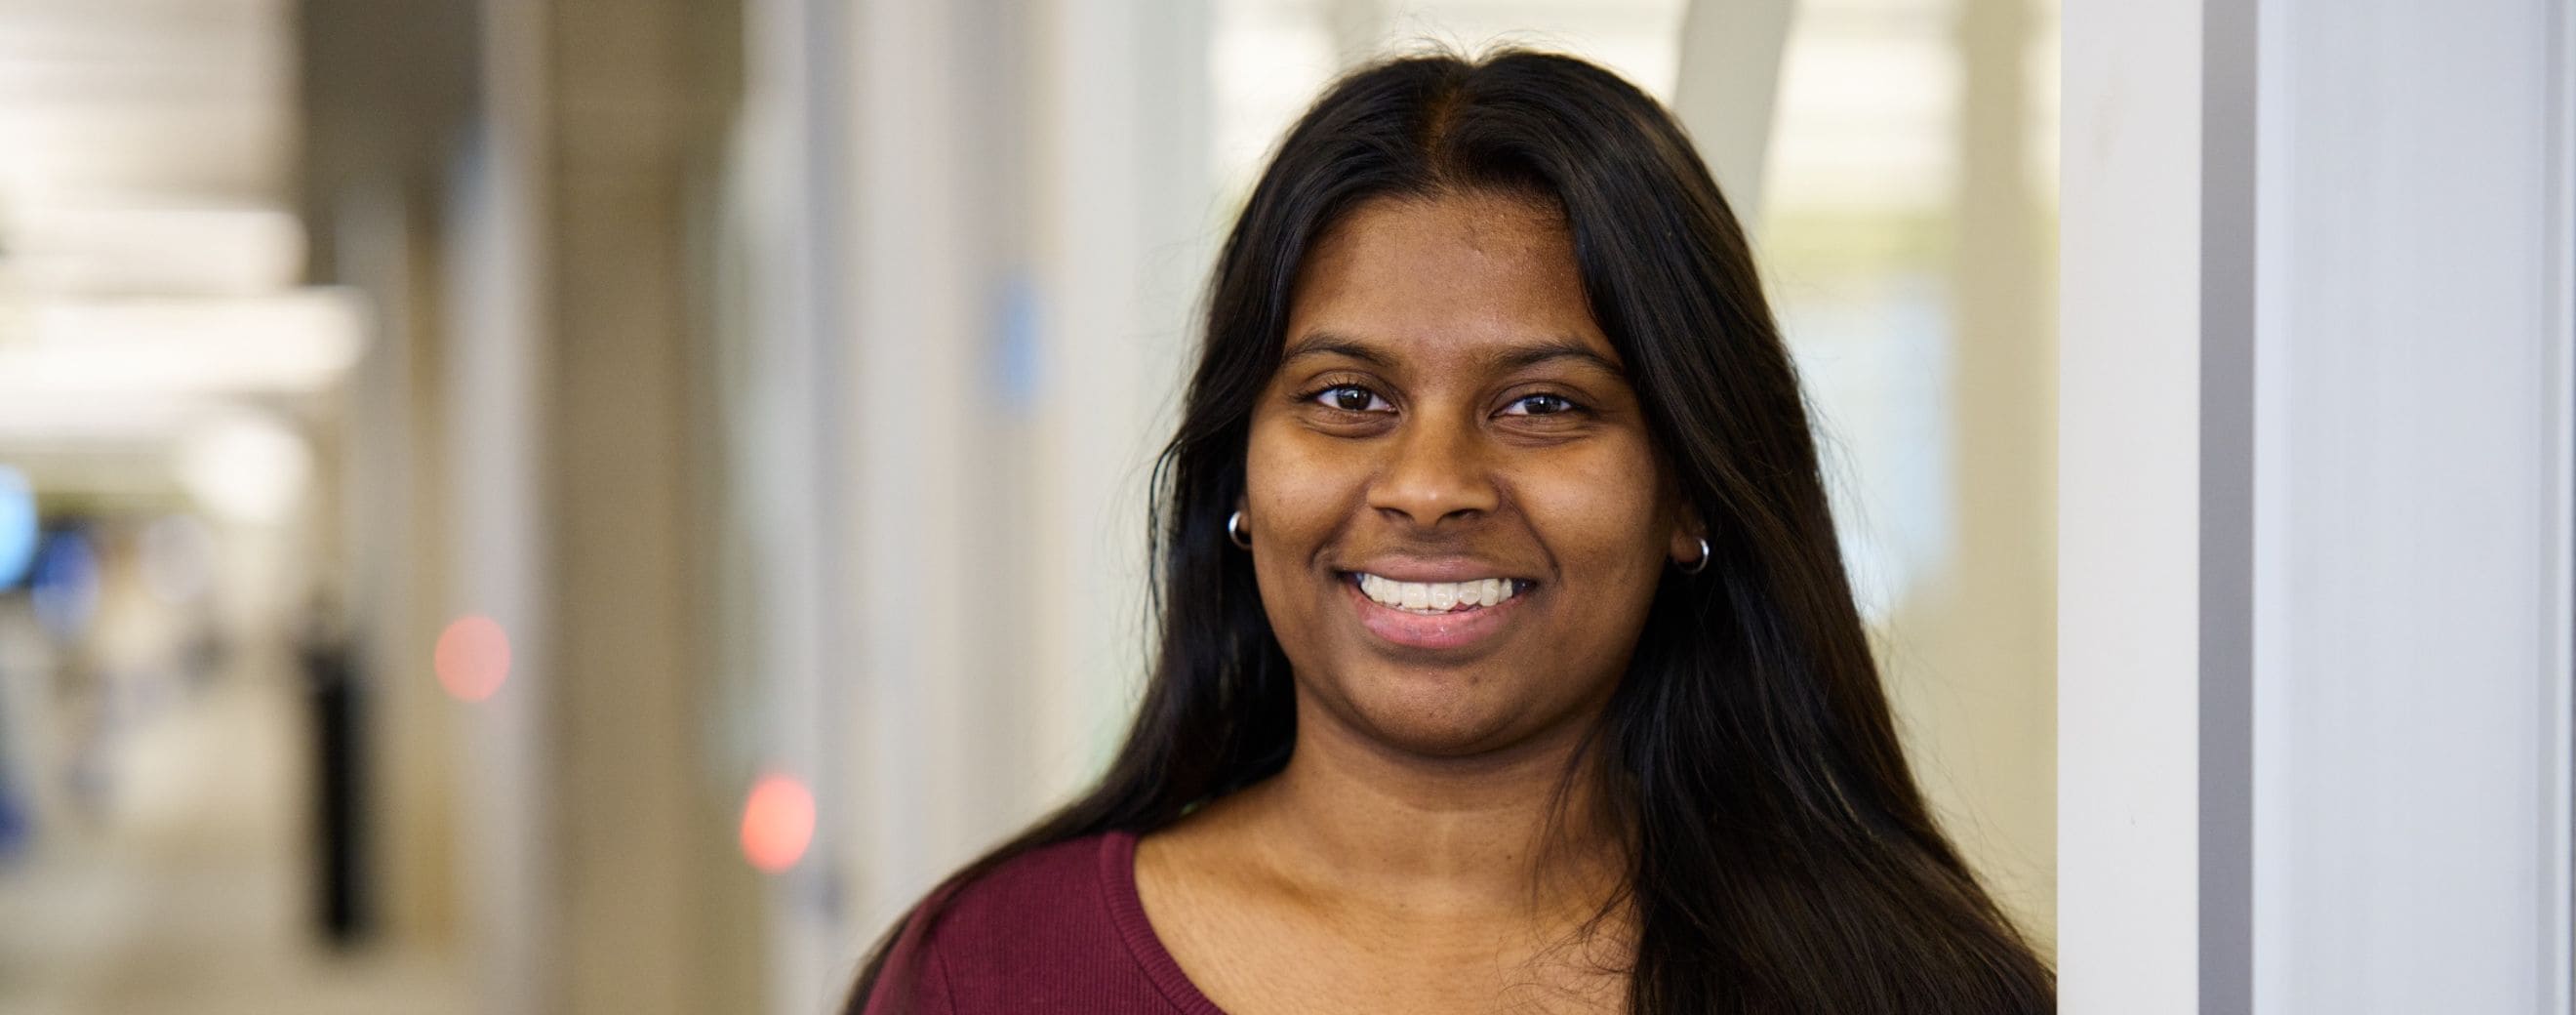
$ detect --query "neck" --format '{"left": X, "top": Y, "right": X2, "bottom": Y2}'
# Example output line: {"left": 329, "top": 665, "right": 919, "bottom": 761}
{"left": 1230, "top": 695, "right": 1630, "bottom": 921}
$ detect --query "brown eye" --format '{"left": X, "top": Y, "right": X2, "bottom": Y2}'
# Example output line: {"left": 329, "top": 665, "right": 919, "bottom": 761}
{"left": 1502, "top": 393, "right": 1578, "bottom": 416}
{"left": 1312, "top": 385, "right": 1390, "bottom": 413}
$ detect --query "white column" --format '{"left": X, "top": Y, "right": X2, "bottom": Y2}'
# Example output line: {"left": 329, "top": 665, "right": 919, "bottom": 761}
{"left": 1670, "top": 0, "right": 1793, "bottom": 224}
{"left": 736, "top": 0, "right": 849, "bottom": 1010}
{"left": 841, "top": 0, "right": 994, "bottom": 934}
{"left": 445, "top": 1, "right": 553, "bottom": 1011}
{"left": 1026, "top": 0, "right": 1213, "bottom": 814}
{"left": 2060, "top": 0, "right": 2207, "bottom": 1007}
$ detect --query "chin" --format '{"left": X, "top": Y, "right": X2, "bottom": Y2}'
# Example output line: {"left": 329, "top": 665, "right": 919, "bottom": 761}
{"left": 1334, "top": 671, "right": 1543, "bottom": 757}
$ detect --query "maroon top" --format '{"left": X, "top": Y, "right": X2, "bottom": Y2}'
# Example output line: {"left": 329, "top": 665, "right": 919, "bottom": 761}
{"left": 860, "top": 831, "right": 1228, "bottom": 1015}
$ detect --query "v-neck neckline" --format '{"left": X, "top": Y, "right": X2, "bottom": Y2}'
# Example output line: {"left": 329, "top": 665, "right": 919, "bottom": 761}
{"left": 1100, "top": 830, "right": 1233, "bottom": 1015}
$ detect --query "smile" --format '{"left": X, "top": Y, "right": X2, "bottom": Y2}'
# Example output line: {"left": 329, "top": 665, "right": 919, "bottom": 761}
{"left": 1350, "top": 573, "right": 1529, "bottom": 615}
{"left": 1341, "top": 570, "right": 1534, "bottom": 653}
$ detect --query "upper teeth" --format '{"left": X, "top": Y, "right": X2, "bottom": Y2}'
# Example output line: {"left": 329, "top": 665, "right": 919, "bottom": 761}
{"left": 1356, "top": 574, "right": 1520, "bottom": 613}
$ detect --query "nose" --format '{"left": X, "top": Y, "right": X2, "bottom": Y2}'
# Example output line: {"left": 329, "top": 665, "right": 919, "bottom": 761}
{"left": 1367, "top": 412, "right": 1500, "bottom": 528}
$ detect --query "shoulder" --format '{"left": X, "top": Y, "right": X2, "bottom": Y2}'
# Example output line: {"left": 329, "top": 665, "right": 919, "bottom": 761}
{"left": 864, "top": 831, "right": 1183, "bottom": 1014}
{"left": 931, "top": 832, "right": 1125, "bottom": 947}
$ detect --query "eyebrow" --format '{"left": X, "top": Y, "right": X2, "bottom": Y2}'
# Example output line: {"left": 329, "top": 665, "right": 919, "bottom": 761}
{"left": 1281, "top": 330, "right": 1627, "bottom": 377}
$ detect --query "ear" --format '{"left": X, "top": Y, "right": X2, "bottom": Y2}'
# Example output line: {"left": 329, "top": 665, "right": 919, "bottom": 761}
{"left": 1667, "top": 506, "right": 1708, "bottom": 564}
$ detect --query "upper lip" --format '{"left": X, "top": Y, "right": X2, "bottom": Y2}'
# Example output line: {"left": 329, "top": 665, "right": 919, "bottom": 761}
{"left": 1337, "top": 555, "right": 1537, "bottom": 585}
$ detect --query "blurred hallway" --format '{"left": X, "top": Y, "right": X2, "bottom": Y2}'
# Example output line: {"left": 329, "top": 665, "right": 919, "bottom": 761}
{"left": 0, "top": 655, "right": 463, "bottom": 1014}
{"left": 0, "top": 1, "right": 2062, "bottom": 1011}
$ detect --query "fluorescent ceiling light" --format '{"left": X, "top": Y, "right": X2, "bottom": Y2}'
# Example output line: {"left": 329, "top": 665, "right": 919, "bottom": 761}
{"left": 1, "top": 202, "right": 306, "bottom": 296}
{"left": 0, "top": 288, "right": 365, "bottom": 399}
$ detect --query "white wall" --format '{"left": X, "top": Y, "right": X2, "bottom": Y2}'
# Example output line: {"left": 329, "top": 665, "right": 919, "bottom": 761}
{"left": 2247, "top": 0, "right": 2573, "bottom": 1010}
{"left": 2063, "top": 0, "right": 2576, "bottom": 1011}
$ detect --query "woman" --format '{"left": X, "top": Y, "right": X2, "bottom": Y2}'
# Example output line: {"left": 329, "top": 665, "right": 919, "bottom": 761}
{"left": 848, "top": 49, "right": 2054, "bottom": 1014}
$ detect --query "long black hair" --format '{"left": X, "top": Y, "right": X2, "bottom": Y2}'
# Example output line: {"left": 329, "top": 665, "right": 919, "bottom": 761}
{"left": 847, "top": 48, "right": 2053, "bottom": 1014}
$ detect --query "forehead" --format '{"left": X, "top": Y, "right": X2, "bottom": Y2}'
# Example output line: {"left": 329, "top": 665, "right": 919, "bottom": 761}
{"left": 1285, "top": 191, "right": 1615, "bottom": 367}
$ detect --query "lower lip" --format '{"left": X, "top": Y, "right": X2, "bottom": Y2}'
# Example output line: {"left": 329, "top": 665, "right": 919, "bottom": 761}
{"left": 1344, "top": 575, "right": 1530, "bottom": 652}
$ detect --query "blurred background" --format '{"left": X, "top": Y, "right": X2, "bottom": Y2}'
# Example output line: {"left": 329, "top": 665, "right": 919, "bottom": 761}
{"left": 0, "top": 0, "right": 2055, "bottom": 1011}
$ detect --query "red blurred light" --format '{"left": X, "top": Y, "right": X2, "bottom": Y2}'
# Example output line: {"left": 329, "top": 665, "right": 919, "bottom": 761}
{"left": 435, "top": 614, "right": 510, "bottom": 703}
{"left": 740, "top": 774, "right": 816, "bottom": 874}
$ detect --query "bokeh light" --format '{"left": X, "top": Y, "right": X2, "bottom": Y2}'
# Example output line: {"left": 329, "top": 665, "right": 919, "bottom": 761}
{"left": 739, "top": 773, "right": 815, "bottom": 874}
{"left": 29, "top": 528, "right": 99, "bottom": 638}
{"left": 0, "top": 466, "right": 34, "bottom": 589}
{"left": 175, "top": 411, "right": 313, "bottom": 525}
{"left": 433, "top": 614, "right": 510, "bottom": 703}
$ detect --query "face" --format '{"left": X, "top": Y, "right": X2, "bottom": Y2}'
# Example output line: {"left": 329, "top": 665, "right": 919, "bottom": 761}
{"left": 1241, "top": 190, "right": 1702, "bottom": 758}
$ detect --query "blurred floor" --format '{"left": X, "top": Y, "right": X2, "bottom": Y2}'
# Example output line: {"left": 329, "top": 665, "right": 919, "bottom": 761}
{"left": 0, "top": 660, "right": 463, "bottom": 1015}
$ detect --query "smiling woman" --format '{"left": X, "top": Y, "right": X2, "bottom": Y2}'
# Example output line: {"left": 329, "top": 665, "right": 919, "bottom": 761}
{"left": 846, "top": 49, "right": 2052, "bottom": 1015}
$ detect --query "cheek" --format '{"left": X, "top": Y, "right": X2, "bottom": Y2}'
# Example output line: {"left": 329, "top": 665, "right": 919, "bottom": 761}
{"left": 1241, "top": 420, "right": 1371, "bottom": 658}
{"left": 1515, "top": 442, "right": 1670, "bottom": 564}
{"left": 1242, "top": 417, "right": 1363, "bottom": 550}
{"left": 1514, "top": 445, "right": 1674, "bottom": 642}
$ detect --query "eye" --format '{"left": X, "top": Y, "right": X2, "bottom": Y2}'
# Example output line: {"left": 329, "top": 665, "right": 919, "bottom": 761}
{"left": 1501, "top": 392, "right": 1580, "bottom": 417}
{"left": 1310, "top": 385, "right": 1392, "bottom": 413}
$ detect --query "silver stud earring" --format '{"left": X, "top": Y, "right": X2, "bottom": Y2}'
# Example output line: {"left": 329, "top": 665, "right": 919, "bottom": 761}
{"left": 1227, "top": 510, "right": 1253, "bottom": 549}
{"left": 1675, "top": 536, "right": 1711, "bottom": 575}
